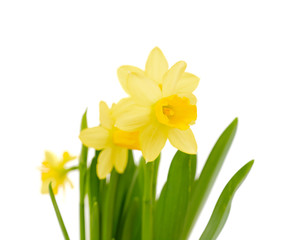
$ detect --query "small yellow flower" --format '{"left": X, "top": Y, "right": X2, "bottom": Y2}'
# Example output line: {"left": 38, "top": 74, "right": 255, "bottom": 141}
{"left": 116, "top": 47, "right": 199, "bottom": 162}
{"left": 40, "top": 151, "right": 76, "bottom": 194}
{"left": 79, "top": 101, "right": 141, "bottom": 179}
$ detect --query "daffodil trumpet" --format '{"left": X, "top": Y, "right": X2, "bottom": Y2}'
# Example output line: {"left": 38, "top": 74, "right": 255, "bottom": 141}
{"left": 40, "top": 48, "right": 253, "bottom": 240}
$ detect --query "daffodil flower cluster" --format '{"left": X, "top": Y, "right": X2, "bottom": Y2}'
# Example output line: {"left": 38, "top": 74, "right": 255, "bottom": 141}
{"left": 79, "top": 47, "right": 199, "bottom": 179}
{"left": 39, "top": 47, "right": 253, "bottom": 240}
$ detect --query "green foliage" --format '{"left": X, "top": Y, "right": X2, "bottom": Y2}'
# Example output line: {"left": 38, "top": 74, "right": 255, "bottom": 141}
{"left": 199, "top": 160, "right": 254, "bottom": 240}
{"left": 48, "top": 183, "right": 70, "bottom": 240}
{"left": 181, "top": 118, "right": 239, "bottom": 239}
{"left": 51, "top": 118, "right": 253, "bottom": 240}
{"left": 79, "top": 110, "right": 88, "bottom": 240}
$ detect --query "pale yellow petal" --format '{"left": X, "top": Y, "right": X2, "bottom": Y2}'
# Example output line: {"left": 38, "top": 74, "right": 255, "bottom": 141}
{"left": 168, "top": 128, "right": 197, "bottom": 154}
{"left": 177, "top": 93, "right": 197, "bottom": 105}
{"left": 111, "top": 98, "right": 136, "bottom": 120}
{"left": 117, "top": 65, "right": 145, "bottom": 94}
{"left": 44, "top": 151, "right": 58, "bottom": 165}
{"left": 140, "top": 122, "right": 168, "bottom": 162}
{"left": 112, "top": 146, "right": 128, "bottom": 174}
{"left": 99, "top": 101, "right": 113, "bottom": 129}
{"left": 127, "top": 73, "right": 162, "bottom": 105}
{"left": 175, "top": 72, "right": 200, "bottom": 93}
{"left": 62, "top": 152, "right": 77, "bottom": 164}
{"left": 115, "top": 104, "right": 151, "bottom": 131}
{"left": 41, "top": 180, "right": 50, "bottom": 194}
{"left": 96, "top": 148, "right": 113, "bottom": 179}
{"left": 145, "top": 47, "right": 169, "bottom": 84}
{"left": 79, "top": 127, "right": 110, "bottom": 150}
{"left": 162, "top": 61, "right": 187, "bottom": 97}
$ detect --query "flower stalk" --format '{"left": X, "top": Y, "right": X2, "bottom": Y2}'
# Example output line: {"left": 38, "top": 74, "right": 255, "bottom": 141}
{"left": 142, "top": 160, "right": 155, "bottom": 240}
{"left": 49, "top": 182, "right": 70, "bottom": 240}
{"left": 79, "top": 110, "right": 88, "bottom": 240}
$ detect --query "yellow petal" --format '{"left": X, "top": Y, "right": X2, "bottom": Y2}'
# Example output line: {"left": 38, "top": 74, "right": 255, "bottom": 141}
{"left": 79, "top": 127, "right": 110, "bottom": 150}
{"left": 44, "top": 151, "right": 58, "bottom": 165}
{"left": 115, "top": 104, "right": 150, "bottom": 131}
{"left": 99, "top": 101, "right": 113, "bottom": 129}
{"left": 177, "top": 93, "right": 197, "bottom": 105}
{"left": 112, "top": 146, "right": 128, "bottom": 174}
{"left": 176, "top": 72, "right": 200, "bottom": 93}
{"left": 113, "top": 129, "right": 141, "bottom": 150}
{"left": 41, "top": 180, "right": 50, "bottom": 194}
{"left": 111, "top": 98, "right": 136, "bottom": 120}
{"left": 168, "top": 128, "right": 197, "bottom": 154}
{"left": 145, "top": 47, "right": 169, "bottom": 84}
{"left": 96, "top": 148, "right": 113, "bottom": 179}
{"left": 127, "top": 73, "right": 162, "bottom": 105}
{"left": 62, "top": 152, "right": 77, "bottom": 164}
{"left": 140, "top": 121, "right": 168, "bottom": 162}
{"left": 162, "top": 61, "right": 187, "bottom": 97}
{"left": 154, "top": 95, "right": 197, "bottom": 130}
{"left": 117, "top": 65, "right": 145, "bottom": 94}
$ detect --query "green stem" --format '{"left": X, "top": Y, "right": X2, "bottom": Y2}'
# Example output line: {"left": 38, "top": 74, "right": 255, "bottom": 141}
{"left": 49, "top": 183, "right": 70, "bottom": 240}
{"left": 102, "top": 170, "right": 119, "bottom": 240}
{"left": 66, "top": 166, "right": 79, "bottom": 172}
{"left": 142, "top": 161, "right": 155, "bottom": 240}
{"left": 79, "top": 110, "right": 88, "bottom": 240}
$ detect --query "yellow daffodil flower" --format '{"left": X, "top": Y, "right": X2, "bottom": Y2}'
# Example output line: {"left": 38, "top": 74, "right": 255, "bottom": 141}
{"left": 116, "top": 47, "right": 199, "bottom": 162}
{"left": 79, "top": 101, "right": 141, "bottom": 179}
{"left": 40, "top": 151, "right": 76, "bottom": 194}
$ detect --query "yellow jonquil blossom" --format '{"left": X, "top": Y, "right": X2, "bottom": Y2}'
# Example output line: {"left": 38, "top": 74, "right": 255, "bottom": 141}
{"left": 79, "top": 101, "right": 140, "bottom": 179}
{"left": 40, "top": 151, "right": 76, "bottom": 194}
{"left": 116, "top": 47, "right": 199, "bottom": 162}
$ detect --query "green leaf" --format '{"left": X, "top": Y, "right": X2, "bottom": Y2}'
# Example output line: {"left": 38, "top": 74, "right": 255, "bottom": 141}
{"left": 79, "top": 110, "right": 88, "bottom": 240}
{"left": 102, "top": 170, "right": 119, "bottom": 240}
{"left": 182, "top": 118, "right": 238, "bottom": 239}
{"left": 113, "top": 150, "right": 136, "bottom": 238}
{"left": 120, "top": 197, "right": 140, "bottom": 240}
{"left": 88, "top": 151, "right": 100, "bottom": 240}
{"left": 117, "top": 158, "right": 145, "bottom": 240}
{"left": 48, "top": 183, "right": 70, "bottom": 240}
{"left": 155, "top": 151, "right": 195, "bottom": 240}
{"left": 200, "top": 160, "right": 254, "bottom": 240}
{"left": 91, "top": 201, "right": 100, "bottom": 240}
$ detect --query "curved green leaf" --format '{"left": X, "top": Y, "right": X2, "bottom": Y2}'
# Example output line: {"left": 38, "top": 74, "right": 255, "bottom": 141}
{"left": 155, "top": 151, "right": 196, "bottom": 240}
{"left": 113, "top": 150, "right": 136, "bottom": 238}
{"left": 182, "top": 118, "right": 238, "bottom": 239}
{"left": 79, "top": 109, "right": 88, "bottom": 240}
{"left": 88, "top": 151, "right": 100, "bottom": 239}
{"left": 200, "top": 160, "right": 254, "bottom": 240}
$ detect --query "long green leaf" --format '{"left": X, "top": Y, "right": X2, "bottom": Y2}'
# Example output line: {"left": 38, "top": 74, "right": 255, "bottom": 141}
{"left": 120, "top": 197, "right": 140, "bottom": 240}
{"left": 102, "top": 170, "right": 119, "bottom": 240}
{"left": 142, "top": 160, "right": 155, "bottom": 240}
{"left": 48, "top": 183, "right": 70, "bottom": 240}
{"left": 200, "top": 160, "right": 254, "bottom": 240}
{"left": 155, "top": 151, "right": 195, "bottom": 240}
{"left": 113, "top": 150, "right": 136, "bottom": 238}
{"left": 117, "top": 158, "right": 145, "bottom": 240}
{"left": 91, "top": 201, "right": 100, "bottom": 240}
{"left": 182, "top": 118, "right": 238, "bottom": 239}
{"left": 79, "top": 110, "right": 88, "bottom": 240}
{"left": 87, "top": 151, "right": 100, "bottom": 240}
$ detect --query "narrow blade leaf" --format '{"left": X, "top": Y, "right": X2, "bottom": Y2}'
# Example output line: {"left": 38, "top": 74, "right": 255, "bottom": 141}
{"left": 200, "top": 160, "right": 254, "bottom": 240}
{"left": 155, "top": 151, "right": 195, "bottom": 240}
{"left": 182, "top": 118, "right": 238, "bottom": 239}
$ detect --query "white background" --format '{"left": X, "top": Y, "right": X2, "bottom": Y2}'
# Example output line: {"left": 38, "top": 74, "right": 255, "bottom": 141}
{"left": 1, "top": 1, "right": 303, "bottom": 239}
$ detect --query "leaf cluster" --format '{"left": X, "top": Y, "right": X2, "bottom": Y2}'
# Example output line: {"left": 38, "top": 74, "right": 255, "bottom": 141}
{"left": 50, "top": 117, "right": 253, "bottom": 240}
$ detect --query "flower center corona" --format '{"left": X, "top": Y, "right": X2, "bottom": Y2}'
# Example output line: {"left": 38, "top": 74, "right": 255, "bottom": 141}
{"left": 113, "top": 128, "right": 141, "bottom": 150}
{"left": 155, "top": 95, "right": 197, "bottom": 130}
